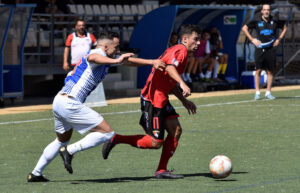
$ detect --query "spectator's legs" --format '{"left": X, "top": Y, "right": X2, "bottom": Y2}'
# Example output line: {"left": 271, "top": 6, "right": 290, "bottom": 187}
{"left": 205, "top": 58, "right": 215, "bottom": 79}
{"left": 195, "top": 58, "right": 205, "bottom": 79}
{"left": 185, "top": 56, "right": 196, "bottom": 82}
{"left": 218, "top": 54, "right": 228, "bottom": 80}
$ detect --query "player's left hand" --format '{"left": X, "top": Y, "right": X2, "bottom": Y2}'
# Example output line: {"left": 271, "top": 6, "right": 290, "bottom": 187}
{"left": 273, "top": 39, "right": 280, "bottom": 47}
{"left": 182, "top": 99, "right": 197, "bottom": 115}
{"left": 117, "top": 53, "right": 135, "bottom": 63}
{"left": 152, "top": 59, "right": 166, "bottom": 71}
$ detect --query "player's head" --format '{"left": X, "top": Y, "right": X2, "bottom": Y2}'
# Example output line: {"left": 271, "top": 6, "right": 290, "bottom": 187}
{"left": 179, "top": 24, "right": 200, "bottom": 52}
{"left": 75, "top": 19, "right": 85, "bottom": 34}
{"left": 261, "top": 4, "right": 271, "bottom": 19}
{"left": 96, "top": 31, "right": 120, "bottom": 58}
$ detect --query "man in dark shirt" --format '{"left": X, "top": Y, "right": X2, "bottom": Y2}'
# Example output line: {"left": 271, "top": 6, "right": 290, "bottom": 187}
{"left": 242, "top": 4, "right": 287, "bottom": 100}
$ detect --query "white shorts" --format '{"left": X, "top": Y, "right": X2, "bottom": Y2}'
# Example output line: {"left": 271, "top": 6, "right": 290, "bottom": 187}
{"left": 53, "top": 94, "right": 104, "bottom": 135}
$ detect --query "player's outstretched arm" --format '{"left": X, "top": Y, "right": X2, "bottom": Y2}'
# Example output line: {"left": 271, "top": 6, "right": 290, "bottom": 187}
{"left": 165, "top": 65, "right": 191, "bottom": 97}
{"left": 87, "top": 53, "right": 134, "bottom": 65}
{"left": 171, "top": 85, "right": 197, "bottom": 115}
{"left": 124, "top": 58, "right": 166, "bottom": 71}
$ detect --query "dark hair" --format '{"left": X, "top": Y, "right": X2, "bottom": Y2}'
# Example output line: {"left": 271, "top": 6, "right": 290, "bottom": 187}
{"left": 75, "top": 18, "right": 85, "bottom": 25}
{"left": 171, "top": 31, "right": 178, "bottom": 37}
{"left": 99, "top": 31, "right": 119, "bottom": 40}
{"left": 201, "top": 29, "right": 210, "bottom": 37}
{"left": 110, "top": 31, "right": 120, "bottom": 39}
{"left": 179, "top": 24, "right": 199, "bottom": 38}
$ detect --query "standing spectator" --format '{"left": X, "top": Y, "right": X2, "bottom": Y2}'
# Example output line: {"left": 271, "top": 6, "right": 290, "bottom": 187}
{"left": 242, "top": 4, "right": 287, "bottom": 100}
{"left": 63, "top": 19, "right": 97, "bottom": 72}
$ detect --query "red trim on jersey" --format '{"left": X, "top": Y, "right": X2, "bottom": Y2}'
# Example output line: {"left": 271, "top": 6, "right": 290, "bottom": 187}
{"left": 141, "top": 44, "right": 188, "bottom": 108}
{"left": 65, "top": 34, "right": 73, "bottom": 47}
{"left": 90, "top": 33, "right": 97, "bottom": 44}
{"left": 65, "top": 32, "right": 96, "bottom": 47}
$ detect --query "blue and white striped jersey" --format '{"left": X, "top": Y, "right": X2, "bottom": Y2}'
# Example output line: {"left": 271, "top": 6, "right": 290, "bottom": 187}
{"left": 59, "top": 48, "right": 110, "bottom": 103}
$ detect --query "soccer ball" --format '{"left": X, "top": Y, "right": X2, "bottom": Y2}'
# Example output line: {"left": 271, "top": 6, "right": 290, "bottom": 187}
{"left": 209, "top": 155, "right": 232, "bottom": 178}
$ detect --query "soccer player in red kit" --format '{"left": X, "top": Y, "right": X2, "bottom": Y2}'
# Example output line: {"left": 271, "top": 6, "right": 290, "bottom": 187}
{"left": 102, "top": 24, "right": 200, "bottom": 179}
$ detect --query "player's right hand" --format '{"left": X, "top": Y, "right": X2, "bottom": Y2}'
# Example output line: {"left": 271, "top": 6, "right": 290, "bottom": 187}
{"left": 117, "top": 53, "right": 134, "bottom": 64}
{"left": 252, "top": 38, "right": 261, "bottom": 48}
{"left": 180, "top": 82, "right": 191, "bottom": 97}
{"left": 63, "top": 62, "right": 69, "bottom": 72}
{"left": 182, "top": 99, "right": 197, "bottom": 115}
{"left": 152, "top": 59, "right": 166, "bottom": 71}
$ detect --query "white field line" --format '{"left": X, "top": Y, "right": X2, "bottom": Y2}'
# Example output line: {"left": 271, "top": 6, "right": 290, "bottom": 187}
{"left": 0, "top": 97, "right": 298, "bottom": 126}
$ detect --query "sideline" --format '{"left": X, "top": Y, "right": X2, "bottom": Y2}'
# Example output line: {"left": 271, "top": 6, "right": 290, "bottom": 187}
{"left": 0, "top": 98, "right": 280, "bottom": 126}
{"left": 0, "top": 85, "right": 300, "bottom": 115}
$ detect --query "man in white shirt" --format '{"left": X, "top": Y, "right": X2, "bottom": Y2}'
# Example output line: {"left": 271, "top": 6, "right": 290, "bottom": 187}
{"left": 63, "top": 19, "right": 97, "bottom": 71}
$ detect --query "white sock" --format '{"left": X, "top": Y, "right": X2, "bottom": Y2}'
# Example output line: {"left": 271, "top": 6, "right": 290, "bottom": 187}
{"left": 265, "top": 91, "right": 271, "bottom": 96}
{"left": 200, "top": 73, "right": 205, "bottom": 78}
{"left": 205, "top": 71, "right": 212, "bottom": 79}
{"left": 67, "top": 131, "right": 115, "bottom": 155}
{"left": 256, "top": 91, "right": 260, "bottom": 95}
{"left": 32, "top": 138, "right": 68, "bottom": 176}
{"left": 186, "top": 73, "right": 191, "bottom": 78}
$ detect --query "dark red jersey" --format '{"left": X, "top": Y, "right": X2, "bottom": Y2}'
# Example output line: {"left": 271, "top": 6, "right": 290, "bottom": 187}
{"left": 141, "top": 44, "right": 188, "bottom": 108}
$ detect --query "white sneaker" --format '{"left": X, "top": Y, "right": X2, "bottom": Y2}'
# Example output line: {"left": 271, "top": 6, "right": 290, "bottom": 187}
{"left": 254, "top": 93, "right": 260, "bottom": 100}
{"left": 186, "top": 74, "right": 192, "bottom": 83}
{"left": 265, "top": 93, "right": 276, "bottom": 100}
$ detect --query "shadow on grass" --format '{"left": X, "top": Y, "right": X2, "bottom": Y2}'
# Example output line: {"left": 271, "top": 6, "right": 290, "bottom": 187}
{"left": 275, "top": 96, "right": 300, "bottom": 100}
{"left": 55, "top": 171, "right": 247, "bottom": 184}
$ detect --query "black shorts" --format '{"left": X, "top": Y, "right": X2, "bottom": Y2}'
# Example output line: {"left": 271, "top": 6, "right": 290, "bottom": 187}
{"left": 139, "top": 97, "right": 179, "bottom": 141}
{"left": 254, "top": 47, "right": 277, "bottom": 71}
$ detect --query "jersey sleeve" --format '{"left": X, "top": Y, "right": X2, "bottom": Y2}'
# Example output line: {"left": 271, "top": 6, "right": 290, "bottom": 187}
{"left": 65, "top": 34, "right": 73, "bottom": 47}
{"left": 160, "top": 48, "right": 185, "bottom": 68}
{"left": 246, "top": 19, "right": 257, "bottom": 29}
{"left": 90, "top": 34, "right": 97, "bottom": 46}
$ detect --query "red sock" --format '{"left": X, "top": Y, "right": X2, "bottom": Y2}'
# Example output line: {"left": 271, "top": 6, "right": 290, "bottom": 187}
{"left": 156, "top": 135, "right": 178, "bottom": 172}
{"left": 113, "top": 134, "right": 153, "bottom": 148}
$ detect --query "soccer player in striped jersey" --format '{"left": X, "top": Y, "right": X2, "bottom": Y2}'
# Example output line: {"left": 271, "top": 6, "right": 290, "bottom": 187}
{"left": 102, "top": 24, "right": 199, "bottom": 179}
{"left": 27, "top": 31, "right": 165, "bottom": 182}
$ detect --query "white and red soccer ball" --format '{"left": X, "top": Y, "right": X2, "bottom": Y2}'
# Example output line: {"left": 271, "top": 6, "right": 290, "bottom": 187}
{"left": 209, "top": 155, "right": 232, "bottom": 178}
